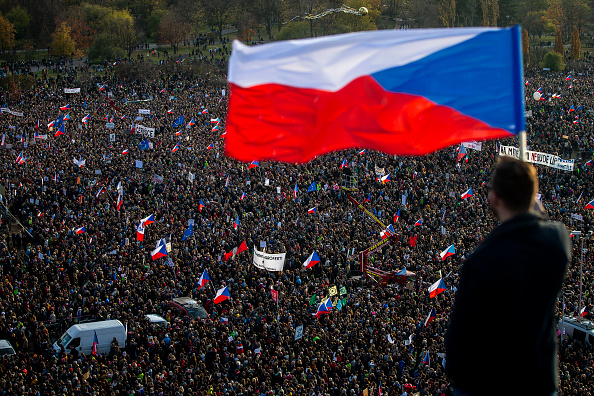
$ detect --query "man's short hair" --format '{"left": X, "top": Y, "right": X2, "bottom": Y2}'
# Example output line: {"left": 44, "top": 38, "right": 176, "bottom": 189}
{"left": 490, "top": 156, "right": 538, "bottom": 212}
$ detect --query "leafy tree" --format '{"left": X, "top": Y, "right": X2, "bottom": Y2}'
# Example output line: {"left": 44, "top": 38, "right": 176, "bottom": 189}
{"left": 146, "top": 9, "right": 166, "bottom": 39}
{"left": 88, "top": 33, "right": 126, "bottom": 62}
{"left": 457, "top": 0, "right": 479, "bottom": 27}
{"left": 198, "top": 0, "right": 235, "bottom": 41}
{"left": 479, "top": 0, "right": 499, "bottom": 26}
{"left": 103, "top": 10, "right": 137, "bottom": 57}
{"left": 58, "top": 7, "right": 96, "bottom": 53}
{"left": 522, "top": 28, "right": 529, "bottom": 65}
{"left": 553, "top": 27, "right": 563, "bottom": 58}
{"left": 51, "top": 22, "right": 76, "bottom": 57}
{"left": 0, "top": 15, "right": 16, "bottom": 52}
{"left": 337, "top": 0, "right": 380, "bottom": 32}
{"left": 541, "top": 51, "right": 565, "bottom": 71}
{"left": 520, "top": 10, "right": 555, "bottom": 39}
{"left": 438, "top": 0, "right": 456, "bottom": 27}
{"left": 157, "top": 10, "right": 191, "bottom": 53}
{"left": 570, "top": 25, "right": 580, "bottom": 60}
{"left": 5, "top": 6, "right": 30, "bottom": 41}
{"left": 276, "top": 20, "right": 310, "bottom": 40}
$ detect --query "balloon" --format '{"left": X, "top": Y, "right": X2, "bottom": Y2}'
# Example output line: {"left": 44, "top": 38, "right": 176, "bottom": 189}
{"left": 533, "top": 92, "right": 541, "bottom": 101}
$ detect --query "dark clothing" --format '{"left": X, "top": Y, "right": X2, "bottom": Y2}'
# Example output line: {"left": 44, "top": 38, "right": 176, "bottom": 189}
{"left": 446, "top": 212, "right": 571, "bottom": 396}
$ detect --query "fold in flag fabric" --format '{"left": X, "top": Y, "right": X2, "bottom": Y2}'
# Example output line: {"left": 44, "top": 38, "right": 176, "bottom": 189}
{"left": 308, "top": 207, "right": 317, "bottom": 214}
{"left": 136, "top": 223, "right": 145, "bottom": 241}
{"left": 210, "top": 117, "right": 219, "bottom": 124}
{"left": 198, "top": 269, "right": 210, "bottom": 290}
{"left": 182, "top": 224, "right": 193, "bottom": 241}
{"left": 202, "top": 109, "right": 209, "bottom": 114}
{"left": 340, "top": 158, "right": 348, "bottom": 169}
{"left": 75, "top": 226, "right": 86, "bottom": 234}
{"left": 151, "top": 243, "right": 167, "bottom": 261}
{"left": 248, "top": 161, "right": 259, "bottom": 169}
{"left": 141, "top": 214, "right": 155, "bottom": 226}
{"left": 394, "top": 209, "right": 400, "bottom": 223}
{"left": 414, "top": 219, "right": 422, "bottom": 226}
{"left": 303, "top": 251, "right": 321, "bottom": 268}
{"left": 226, "top": 27, "right": 524, "bottom": 163}
{"left": 440, "top": 244, "right": 455, "bottom": 260}
{"left": 60, "top": 104, "right": 70, "bottom": 111}
{"left": 214, "top": 286, "right": 231, "bottom": 304}
{"left": 586, "top": 199, "right": 594, "bottom": 210}
{"left": 199, "top": 199, "right": 205, "bottom": 212}
{"left": 461, "top": 188, "right": 473, "bottom": 199}
{"left": 380, "top": 174, "right": 391, "bottom": 184}
{"left": 428, "top": 278, "right": 447, "bottom": 298}
{"left": 424, "top": 308, "right": 437, "bottom": 326}
{"left": 315, "top": 299, "right": 330, "bottom": 318}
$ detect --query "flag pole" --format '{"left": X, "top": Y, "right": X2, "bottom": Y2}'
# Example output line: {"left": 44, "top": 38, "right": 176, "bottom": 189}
{"left": 518, "top": 131, "right": 526, "bottom": 161}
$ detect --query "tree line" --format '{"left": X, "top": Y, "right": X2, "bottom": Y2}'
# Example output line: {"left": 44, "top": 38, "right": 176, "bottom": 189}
{"left": 0, "top": 0, "right": 591, "bottom": 62}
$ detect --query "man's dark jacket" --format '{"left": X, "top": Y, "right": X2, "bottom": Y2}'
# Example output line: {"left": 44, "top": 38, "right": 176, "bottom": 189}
{"left": 446, "top": 213, "right": 571, "bottom": 396}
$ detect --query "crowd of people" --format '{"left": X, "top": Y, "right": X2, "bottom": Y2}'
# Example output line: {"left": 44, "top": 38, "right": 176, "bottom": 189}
{"left": 0, "top": 47, "right": 592, "bottom": 395}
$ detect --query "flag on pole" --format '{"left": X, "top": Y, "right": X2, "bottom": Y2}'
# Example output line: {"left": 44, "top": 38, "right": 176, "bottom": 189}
{"left": 340, "top": 158, "right": 348, "bottom": 169}
{"left": 233, "top": 215, "right": 240, "bottom": 230}
{"left": 75, "top": 226, "right": 86, "bottom": 234}
{"left": 358, "top": 149, "right": 366, "bottom": 155}
{"left": 199, "top": 199, "right": 205, "bottom": 212}
{"left": 54, "top": 124, "right": 65, "bottom": 137}
{"left": 440, "top": 244, "right": 456, "bottom": 260}
{"left": 460, "top": 188, "right": 473, "bottom": 199}
{"left": 394, "top": 209, "right": 400, "bottom": 223}
{"left": 585, "top": 199, "right": 594, "bottom": 210}
{"left": 136, "top": 223, "right": 145, "bottom": 241}
{"left": 428, "top": 278, "right": 447, "bottom": 298}
{"left": 307, "top": 181, "right": 317, "bottom": 193}
{"left": 60, "top": 104, "right": 71, "bottom": 111}
{"left": 15, "top": 151, "right": 25, "bottom": 164}
{"left": 308, "top": 207, "right": 317, "bottom": 214}
{"left": 182, "top": 224, "right": 193, "bottom": 241}
{"left": 240, "top": 192, "right": 247, "bottom": 200}
{"left": 140, "top": 214, "right": 155, "bottom": 226}
{"left": 172, "top": 115, "right": 184, "bottom": 127}
{"left": 92, "top": 331, "right": 99, "bottom": 356}
{"left": 364, "top": 193, "right": 371, "bottom": 202}
{"left": 248, "top": 161, "right": 259, "bottom": 169}
{"left": 225, "top": 27, "right": 524, "bottom": 163}
{"left": 198, "top": 269, "right": 210, "bottom": 290}
{"left": 423, "top": 351, "right": 430, "bottom": 366}
{"left": 414, "top": 218, "right": 422, "bottom": 226}
{"left": 576, "top": 192, "right": 583, "bottom": 204}
{"left": 151, "top": 243, "right": 167, "bottom": 260}
{"left": 457, "top": 145, "right": 468, "bottom": 162}
{"left": 214, "top": 286, "right": 231, "bottom": 304}
{"left": 303, "top": 251, "right": 321, "bottom": 269}
{"left": 424, "top": 308, "right": 437, "bottom": 326}
{"left": 122, "top": 149, "right": 129, "bottom": 155}
{"left": 187, "top": 118, "right": 196, "bottom": 128}
{"left": 293, "top": 184, "right": 299, "bottom": 199}
{"left": 380, "top": 174, "right": 391, "bottom": 184}
{"left": 171, "top": 143, "right": 180, "bottom": 153}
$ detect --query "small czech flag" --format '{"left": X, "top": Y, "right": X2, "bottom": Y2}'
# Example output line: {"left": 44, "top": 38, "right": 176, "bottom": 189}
{"left": 303, "top": 251, "right": 321, "bottom": 269}
{"left": 234, "top": 215, "right": 240, "bottom": 230}
{"left": 241, "top": 192, "right": 247, "bottom": 200}
{"left": 380, "top": 174, "right": 391, "bottom": 184}
{"left": 308, "top": 207, "right": 317, "bottom": 214}
{"left": 414, "top": 219, "right": 422, "bottom": 227}
{"left": 207, "top": 143, "right": 214, "bottom": 150}
{"left": 340, "top": 158, "right": 348, "bottom": 169}
{"left": 172, "top": 143, "right": 180, "bottom": 153}
{"left": 60, "top": 104, "right": 70, "bottom": 111}
{"left": 75, "top": 226, "right": 86, "bottom": 234}
{"left": 122, "top": 149, "right": 129, "bottom": 155}
{"left": 248, "top": 161, "right": 259, "bottom": 169}
{"left": 428, "top": 278, "right": 447, "bottom": 298}
{"left": 439, "top": 244, "right": 455, "bottom": 260}
{"left": 199, "top": 199, "right": 205, "bottom": 212}
{"left": 358, "top": 149, "right": 366, "bottom": 155}
{"left": 460, "top": 188, "right": 473, "bottom": 199}
{"left": 201, "top": 109, "right": 209, "bottom": 114}
{"left": 393, "top": 209, "right": 400, "bottom": 223}
{"left": 585, "top": 199, "right": 594, "bottom": 209}
{"left": 424, "top": 308, "right": 437, "bottom": 326}
{"left": 214, "top": 286, "right": 231, "bottom": 304}
{"left": 210, "top": 117, "right": 220, "bottom": 124}
{"left": 198, "top": 269, "right": 210, "bottom": 290}
{"left": 140, "top": 214, "right": 155, "bottom": 226}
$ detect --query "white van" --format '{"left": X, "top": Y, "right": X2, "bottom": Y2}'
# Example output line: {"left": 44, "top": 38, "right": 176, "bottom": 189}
{"left": 53, "top": 320, "right": 126, "bottom": 355}
{"left": 558, "top": 316, "right": 594, "bottom": 344}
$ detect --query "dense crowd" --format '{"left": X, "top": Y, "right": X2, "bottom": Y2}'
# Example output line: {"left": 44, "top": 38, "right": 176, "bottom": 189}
{"left": 0, "top": 48, "right": 593, "bottom": 396}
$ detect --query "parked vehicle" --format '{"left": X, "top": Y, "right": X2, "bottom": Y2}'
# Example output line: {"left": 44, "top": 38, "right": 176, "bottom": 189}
{"left": 53, "top": 320, "right": 127, "bottom": 355}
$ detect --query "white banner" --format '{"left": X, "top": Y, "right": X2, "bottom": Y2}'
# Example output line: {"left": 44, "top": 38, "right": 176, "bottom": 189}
{"left": 462, "top": 141, "right": 482, "bottom": 151}
{"left": 138, "top": 109, "right": 151, "bottom": 115}
{"left": 64, "top": 88, "right": 81, "bottom": 93}
{"left": 571, "top": 213, "right": 583, "bottom": 221}
{"left": 135, "top": 125, "right": 155, "bottom": 138}
{"left": 253, "top": 247, "right": 285, "bottom": 271}
{"left": 3, "top": 109, "right": 23, "bottom": 116}
{"left": 499, "top": 145, "right": 574, "bottom": 171}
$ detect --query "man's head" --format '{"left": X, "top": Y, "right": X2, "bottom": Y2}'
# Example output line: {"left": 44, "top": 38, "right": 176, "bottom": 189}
{"left": 489, "top": 157, "right": 538, "bottom": 221}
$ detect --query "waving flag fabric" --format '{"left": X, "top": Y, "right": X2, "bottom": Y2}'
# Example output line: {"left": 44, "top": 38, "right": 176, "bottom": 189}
{"left": 457, "top": 145, "right": 468, "bottom": 162}
{"left": 340, "top": 158, "right": 348, "bottom": 169}
{"left": 199, "top": 199, "right": 205, "bottom": 212}
{"left": 414, "top": 219, "right": 422, "bottom": 227}
{"left": 136, "top": 223, "right": 145, "bottom": 241}
{"left": 460, "top": 188, "right": 473, "bottom": 199}
{"left": 198, "top": 269, "right": 210, "bottom": 290}
{"left": 440, "top": 244, "right": 455, "bottom": 260}
{"left": 214, "top": 286, "right": 231, "bottom": 304}
{"left": 92, "top": 331, "right": 99, "bottom": 355}
{"left": 308, "top": 207, "right": 317, "bottom": 214}
{"left": 54, "top": 124, "right": 65, "bottom": 137}
{"left": 394, "top": 209, "right": 400, "bottom": 223}
{"left": 380, "top": 224, "right": 395, "bottom": 239}
{"left": 75, "top": 226, "right": 86, "bottom": 234}
{"left": 380, "top": 174, "right": 391, "bottom": 184}
{"left": 303, "top": 251, "right": 321, "bottom": 268}
{"left": 424, "top": 308, "right": 437, "bottom": 326}
{"left": 293, "top": 184, "right": 299, "bottom": 199}
{"left": 428, "top": 278, "right": 447, "bottom": 298}
{"left": 141, "top": 214, "right": 155, "bottom": 226}
{"left": 15, "top": 151, "right": 25, "bottom": 164}
{"left": 248, "top": 161, "right": 259, "bottom": 169}
{"left": 60, "top": 104, "right": 70, "bottom": 111}
{"left": 182, "top": 224, "right": 193, "bottom": 241}
{"left": 585, "top": 199, "right": 594, "bottom": 209}
{"left": 172, "top": 143, "right": 180, "bottom": 153}
{"left": 172, "top": 115, "right": 184, "bottom": 127}
{"left": 233, "top": 215, "right": 240, "bottom": 230}
{"left": 151, "top": 243, "right": 167, "bottom": 260}
{"left": 226, "top": 27, "right": 524, "bottom": 163}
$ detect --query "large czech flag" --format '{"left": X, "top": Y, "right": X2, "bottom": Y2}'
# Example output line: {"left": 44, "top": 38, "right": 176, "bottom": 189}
{"left": 198, "top": 269, "right": 210, "bottom": 290}
{"left": 428, "top": 278, "right": 447, "bottom": 298}
{"left": 303, "top": 251, "right": 321, "bottom": 269}
{"left": 227, "top": 26, "right": 524, "bottom": 163}
{"left": 151, "top": 243, "right": 167, "bottom": 261}
{"left": 440, "top": 244, "right": 456, "bottom": 260}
